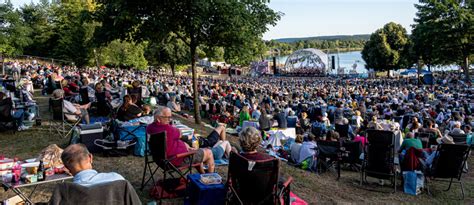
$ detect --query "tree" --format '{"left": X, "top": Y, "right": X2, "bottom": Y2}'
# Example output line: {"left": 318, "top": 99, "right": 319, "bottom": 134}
{"left": 361, "top": 22, "right": 410, "bottom": 77}
{"left": 20, "top": 2, "right": 56, "bottom": 57}
{"left": 0, "top": 2, "right": 32, "bottom": 56}
{"left": 98, "top": 40, "right": 148, "bottom": 69}
{"left": 145, "top": 33, "right": 190, "bottom": 76}
{"left": 412, "top": 0, "right": 473, "bottom": 81}
{"left": 49, "top": 1, "right": 97, "bottom": 67}
{"left": 95, "top": 0, "right": 281, "bottom": 124}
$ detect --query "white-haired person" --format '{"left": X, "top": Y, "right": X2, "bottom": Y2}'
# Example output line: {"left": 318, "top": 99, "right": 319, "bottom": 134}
{"left": 52, "top": 89, "right": 91, "bottom": 124}
{"left": 146, "top": 106, "right": 215, "bottom": 173}
{"left": 238, "top": 127, "right": 273, "bottom": 160}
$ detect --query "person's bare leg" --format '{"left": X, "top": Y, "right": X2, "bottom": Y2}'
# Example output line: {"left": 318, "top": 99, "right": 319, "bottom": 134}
{"left": 202, "top": 148, "right": 215, "bottom": 173}
{"left": 215, "top": 125, "right": 226, "bottom": 141}
{"left": 221, "top": 141, "right": 232, "bottom": 158}
{"left": 84, "top": 113, "right": 90, "bottom": 124}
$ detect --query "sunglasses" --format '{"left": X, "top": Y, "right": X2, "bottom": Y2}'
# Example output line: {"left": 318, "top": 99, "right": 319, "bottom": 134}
{"left": 160, "top": 116, "right": 172, "bottom": 119}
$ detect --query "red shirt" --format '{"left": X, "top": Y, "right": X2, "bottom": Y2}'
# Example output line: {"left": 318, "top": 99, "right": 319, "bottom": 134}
{"left": 240, "top": 152, "right": 273, "bottom": 161}
{"left": 146, "top": 122, "right": 188, "bottom": 165}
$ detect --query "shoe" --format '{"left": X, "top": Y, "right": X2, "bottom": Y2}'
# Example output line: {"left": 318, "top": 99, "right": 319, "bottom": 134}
{"left": 379, "top": 179, "right": 385, "bottom": 186}
{"left": 17, "top": 125, "right": 27, "bottom": 131}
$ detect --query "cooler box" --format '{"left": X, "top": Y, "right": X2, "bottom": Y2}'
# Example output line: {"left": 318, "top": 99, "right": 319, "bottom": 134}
{"left": 185, "top": 174, "right": 226, "bottom": 205}
{"left": 79, "top": 123, "right": 104, "bottom": 153}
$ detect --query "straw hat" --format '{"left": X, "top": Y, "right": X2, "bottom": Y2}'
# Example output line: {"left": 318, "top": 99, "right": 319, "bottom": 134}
{"left": 436, "top": 135, "right": 454, "bottom": 145}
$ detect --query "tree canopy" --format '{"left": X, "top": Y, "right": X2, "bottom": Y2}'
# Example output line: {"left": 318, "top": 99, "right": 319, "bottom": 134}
{"left": 95, "top": 0, "right": 281, "bottom": 123}
{"left": 361, "top": 22, "right": 411, "bottom": 75}
{"left": 412, "top": 0, "right": 473, "bottom": 81}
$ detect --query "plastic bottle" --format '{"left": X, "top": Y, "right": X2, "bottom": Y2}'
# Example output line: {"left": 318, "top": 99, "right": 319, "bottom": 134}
{"left": 192, "top": 136, "right": 199, "bottom": 149}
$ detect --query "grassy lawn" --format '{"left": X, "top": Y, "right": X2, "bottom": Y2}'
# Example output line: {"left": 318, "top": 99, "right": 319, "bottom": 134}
{"left": 0, "top": 92, "right": 473, "bottom": 204}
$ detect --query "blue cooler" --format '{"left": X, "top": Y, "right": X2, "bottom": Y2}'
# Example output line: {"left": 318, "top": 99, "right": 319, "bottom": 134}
{"left": 185, "top": 174, "right": 226, "bottom": 205}
{"left": 118, "top": 125, "right": 146, "bottom": 156}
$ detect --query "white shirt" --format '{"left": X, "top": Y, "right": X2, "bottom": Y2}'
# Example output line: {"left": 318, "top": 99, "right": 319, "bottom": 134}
{"left": 63, "top": 100, "right": 78, "bottom": 121}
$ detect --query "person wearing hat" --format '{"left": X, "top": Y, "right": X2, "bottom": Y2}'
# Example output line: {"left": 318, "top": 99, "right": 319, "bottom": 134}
{"left": 421, "top": 135, "right": 455, "bottom": 168}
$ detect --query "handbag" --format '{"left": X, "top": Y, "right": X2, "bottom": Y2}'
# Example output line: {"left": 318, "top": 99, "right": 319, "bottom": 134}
{"left": 403, "top": 171, "right": 424, "bottom": 195}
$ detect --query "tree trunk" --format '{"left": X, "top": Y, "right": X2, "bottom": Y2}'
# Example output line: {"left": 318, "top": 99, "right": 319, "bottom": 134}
{"left": 171, "top": 63, "right": 176, "bottom": 77}
{"left": 464, "top": 56, "right": 470, "bottom": 82}
{"left": 190, "top": 39, "right": 201, "bottom": 124}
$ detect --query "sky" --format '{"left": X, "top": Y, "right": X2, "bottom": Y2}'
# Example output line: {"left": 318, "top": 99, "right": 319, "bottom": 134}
{"left": 263, "top": 0, "right": 418, "bottom": 40}
{"left": 11, "top": 0, "right": 419, "bottom": 40}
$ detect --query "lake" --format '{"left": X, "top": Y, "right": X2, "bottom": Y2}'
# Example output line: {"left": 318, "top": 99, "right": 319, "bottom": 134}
{"left": 272, "top": 51, "right": 462, "bottom": 74}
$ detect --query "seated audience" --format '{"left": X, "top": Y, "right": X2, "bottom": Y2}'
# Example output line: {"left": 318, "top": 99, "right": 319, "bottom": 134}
{"left": 290, "top": 135, "right": 304, "bottom": 164}
{"left": 53, "top": 89, "right": 90, "bottom": 124}
{"left": 146, "top": 107, "right": 214, "bottom": 173}
{"left": 117, "top": 95, "right": 142, "bottom": 121}
{"left": 239, "top": 126, "right": 273, "bottom": 160}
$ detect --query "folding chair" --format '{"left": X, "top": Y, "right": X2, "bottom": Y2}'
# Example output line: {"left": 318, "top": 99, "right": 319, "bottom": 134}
{"left": 49, "top": 98, "right": 81, "bottom": 140}
{"left": 0, "top": 97, "right": 17, "bottom": 133}
{"left": 317, "top": 140, "right": 342, "bottom": 180}
{"left": 286, "top": 116, "right": 297, "bottom": 128}
{"left": 341, "top": 140, "right": 363, "bottom": 171}
{"left": 226, "top": 152, "right": 293, "bottom": 205}
{"left": 335, "top": 124, "right": 350, "bottom": 139}
{"left": 145, "top": 132, "right": 197, "bottom": 205}
{"left": 415, "top": 132, "right": 434, "bottom": 148}
{"left": 140, "top": 132, "right": 157, "bottom": 190}
{"left": 449, "top": 134, "right": 468, "bottom": 145}
{"left": 360, "top": 129, "right": 397, "bottom": 192}
{"left": 424, "top": 144, "right": 470, "bottom": 199}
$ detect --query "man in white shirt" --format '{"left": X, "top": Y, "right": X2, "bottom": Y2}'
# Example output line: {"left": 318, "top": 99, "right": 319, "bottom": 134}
{"left": 61, "top": 144, "right": 125, "bottom": 186}
{"left": 52, "top": 89, "right": 90, "bottom": 124}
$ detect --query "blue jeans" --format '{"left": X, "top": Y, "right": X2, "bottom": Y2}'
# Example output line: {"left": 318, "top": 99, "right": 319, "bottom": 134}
{"left": 13, "top": 109, "right": 24, "bottom": 126}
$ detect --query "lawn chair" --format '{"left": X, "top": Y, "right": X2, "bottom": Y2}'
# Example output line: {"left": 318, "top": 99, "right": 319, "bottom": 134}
{"left": 49, "top": 98, "right": 81, "bottom": 140}
{"left": 49, "top": 180, "right": 141, "bottom": 205}
{"left": 360, "top": 129, "right": 397, "bottom": 192}
{"left": 424, "top": 144, "right": 470, "bottom": 199}
{"left": 415, "top": 132, "right": 434, "bottom": 148}
{"left": 449, "top": 133, "right": 468, "bottom": 145}
{"left": 226, "top": 151, "right": 293, "bottom": 205}
{"left": 286, "top": 116, "right": 297, "bottom": 128}
{"left": 317, "top": 140, "right": 342, "bottom": 180}
{"left": 335, "top": 124, "right": 350, "bottom": 139}
{"left": 146, "top": 131, "right": 198, "bottom": 205}
{"left": 140, "top": 132, "right": 158, "bottom": 190}
{"left": 341, "top": 140, "right": 363, "bottom": 171}
{"left": 0, "top": 97, "right": 17, "bottom": 133}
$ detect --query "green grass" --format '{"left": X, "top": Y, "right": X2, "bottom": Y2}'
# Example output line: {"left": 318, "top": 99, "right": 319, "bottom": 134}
{"left": 0, "top": 92, "right": 473, "bottom": 204}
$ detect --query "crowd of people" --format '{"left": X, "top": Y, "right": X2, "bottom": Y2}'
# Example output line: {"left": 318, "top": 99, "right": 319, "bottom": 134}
{"left": 2, "top": 60, "right": 473, "bottom": 181}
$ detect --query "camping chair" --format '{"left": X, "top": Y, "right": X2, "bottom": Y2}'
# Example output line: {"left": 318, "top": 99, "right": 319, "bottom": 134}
{"left": 226, "top": 152, "right": 293, "bottom": 205}
{"left": 423, "top": 144, "right": 470, "bottom": 199}
{"left": 449, "top": 134, "right": 468, "bottom": 145}
{"left": 141, "top": 133, "right": 157, "bottom": 190}
{"left": 415, "top": 132, "right": 434, "bottom": 148}
{"left": 146, "top": 132, "right": 198, "bottom": 204}
{"left": 79, "top": 87, "right": 90, "bottom": 105}
{"left": 286, "top": 116, "right": 297, "bottom": 128}
{"left": 335, "top": 124, "right": 350, "bottom": 139}
{"left": 49, "top": 98, "right": 81, "bottom": 140}
{"left": 0, "top": 97, "right": 17, "bottom": 132}
{"left": 317, "top": 140, "right": 342, "bottom": 180}
{"left": 360, "top": 129, "right": 397, "bottom": 192}
{"left": 341, "top": 140, "right": 363, "bottom": 171}
{"left": 48, "top": 180, "right": 141, "bottom": 205}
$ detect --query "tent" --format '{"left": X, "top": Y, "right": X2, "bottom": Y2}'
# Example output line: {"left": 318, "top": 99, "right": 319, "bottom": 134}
{"left": 400, "top": 68, "right": 431, "bottom": 76}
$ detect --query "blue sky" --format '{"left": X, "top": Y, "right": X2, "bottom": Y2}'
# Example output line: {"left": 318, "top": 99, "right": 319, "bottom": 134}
{"left": 264, "top": 0, "right": 418, "bottom": 40}
{"left": 12, "top": 0, "right": 419, "bottom": 40}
